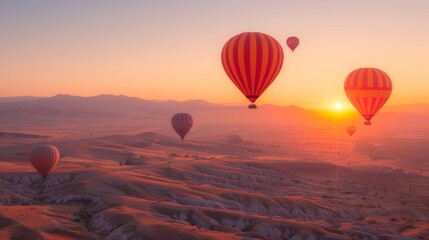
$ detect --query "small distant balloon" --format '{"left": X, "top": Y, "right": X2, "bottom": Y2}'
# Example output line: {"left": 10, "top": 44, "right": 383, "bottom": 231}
{"left": 346, "top": 126, "right": 356, "bottom": 136}
{"left": 286, "top": 36, "right": 299, "bottom": 52}
{"left": 344, "top": 68, "right": 392, "bottom": 125}
{"left": 221, "top": 32, "right": 284, "bottom": 109}
{"left": 28, "top": 144, "right": 60, "bottom": 177}
{"left": 171, "top": 113, "right": 193, "bottom": 140}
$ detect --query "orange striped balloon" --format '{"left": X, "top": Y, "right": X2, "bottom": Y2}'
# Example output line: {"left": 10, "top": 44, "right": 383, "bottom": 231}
{"left": 221, "top": 32, "right": 284, "bottom": 108}
{"left": 28, "top": 144, "right": 60, "bottom": 177}
{"left": 344, "top": 68, "right": 392, "bottom": 125}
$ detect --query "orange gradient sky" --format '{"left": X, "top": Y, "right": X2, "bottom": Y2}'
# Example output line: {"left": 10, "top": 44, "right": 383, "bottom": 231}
{"left": 1, "top": 1, "right": 428, "bottom": 108}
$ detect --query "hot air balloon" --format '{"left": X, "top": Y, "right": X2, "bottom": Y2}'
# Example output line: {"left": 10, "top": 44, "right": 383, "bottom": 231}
{"left": 171, "top": 113, "right": 193, "bottom": 140}
{"left": 28, "top": 144, "right": 60, "bottom": 178}
{"left": 221, "top": 32, "right": 284, "bottom": 109}
{"left": 344, "top": 68, "right": 392, "bottom": 125}
{"left": 286, "top": 36, "right": 299, "bottom": 52}
{"left": 346, "top": 126, "right": 356, "bottom": 136}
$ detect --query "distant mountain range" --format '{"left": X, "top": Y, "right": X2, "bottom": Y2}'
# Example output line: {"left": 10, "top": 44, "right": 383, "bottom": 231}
{"left": 0, "top": 94, "right": 220, "bottom": 113}
{"left": 385, "top": 103, "right": 429, "bottom": 112}
{"left": 0, "top": 94, "right": 428, "bottom": 137}
{"left": 0, "top": 96, "right": 41, "bottom": 102}
{"left": 1, "top": 94, "right": 427, "bottom": 112}
{"left": 0, "top": 94, "right": 309, "bottom": 120}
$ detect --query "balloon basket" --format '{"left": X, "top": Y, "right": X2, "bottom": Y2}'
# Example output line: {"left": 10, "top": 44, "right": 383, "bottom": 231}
{"left": 248, "top": 104, "right": 257, "bottom": 109}
{"left": 364, "top": 121, "right": 372, "bottom": 126}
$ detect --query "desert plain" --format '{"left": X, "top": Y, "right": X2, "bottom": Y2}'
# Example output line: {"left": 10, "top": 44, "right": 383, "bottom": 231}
{"left": 0, "top": 95, "right": 428, "bottom": 240}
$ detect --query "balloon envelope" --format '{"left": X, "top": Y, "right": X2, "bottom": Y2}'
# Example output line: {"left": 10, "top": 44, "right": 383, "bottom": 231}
{"left": 28, "top": 144, "right": 60, "bottom": 177}
{"left": 346, "top": 126, "right": 357, "bottom": 136}
{"left": 286, "top": 36, "right": 299, "bottom": 52}
{"left": 171, "top": 113, "right": 193, "bottom": 140}
{"left": 344, "top": 68, "right": 392, "bottom": 125}
{"left": 221, "top": 32, "right": 284, "bottom": 107}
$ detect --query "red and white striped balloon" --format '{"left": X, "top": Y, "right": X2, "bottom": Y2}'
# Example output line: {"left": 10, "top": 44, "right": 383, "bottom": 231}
{"left": 171, "top": 113, "right": 193, "bottom": 140}
{"left": 28, "top": 144, "right": 60, "bottom": 177}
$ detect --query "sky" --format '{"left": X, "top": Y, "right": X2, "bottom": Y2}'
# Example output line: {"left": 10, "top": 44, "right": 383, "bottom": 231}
{"left": 1, "top": 0, "right": 428, "bottom": 108}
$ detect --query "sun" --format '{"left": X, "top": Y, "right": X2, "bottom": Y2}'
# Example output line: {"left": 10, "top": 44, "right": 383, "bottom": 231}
{"left": 335, "top": 103, "right": 343, "bottom": 111}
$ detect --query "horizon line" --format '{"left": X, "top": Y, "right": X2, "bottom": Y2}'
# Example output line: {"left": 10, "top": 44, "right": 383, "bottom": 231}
{"left": 0, "top": 93, "right": 428, "bottom": 111}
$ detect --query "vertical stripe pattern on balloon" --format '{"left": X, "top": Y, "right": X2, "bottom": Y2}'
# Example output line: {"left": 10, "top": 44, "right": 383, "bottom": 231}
{"left": 221, "top": 32, "right": 284, "bottom": 103}
{"left": 344, "top": 68, "right": 392, "bottom": 123}
{"left": 171, "top": 113, "right": 193, "bottom": 140}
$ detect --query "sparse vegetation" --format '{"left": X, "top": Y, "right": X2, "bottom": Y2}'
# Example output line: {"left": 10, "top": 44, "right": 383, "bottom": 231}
{"left": 73, "top": 207, "right": 93, "bottom": 231}
{"left": 9, "top": 194, "right": 19, "bottom": 204}
{"left": 400, "top": 224, "right": 416, "bottom": 232}
{"left": 34, "top": 195, "right": 44, "bottom": 202}
{"left": 120, "top": 158, "right": 135, "bottom": 166}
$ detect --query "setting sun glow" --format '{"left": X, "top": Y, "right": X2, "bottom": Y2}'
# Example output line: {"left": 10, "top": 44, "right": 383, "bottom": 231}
{"left": 335, "top": 103, "right": 343, "bottom": 111}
